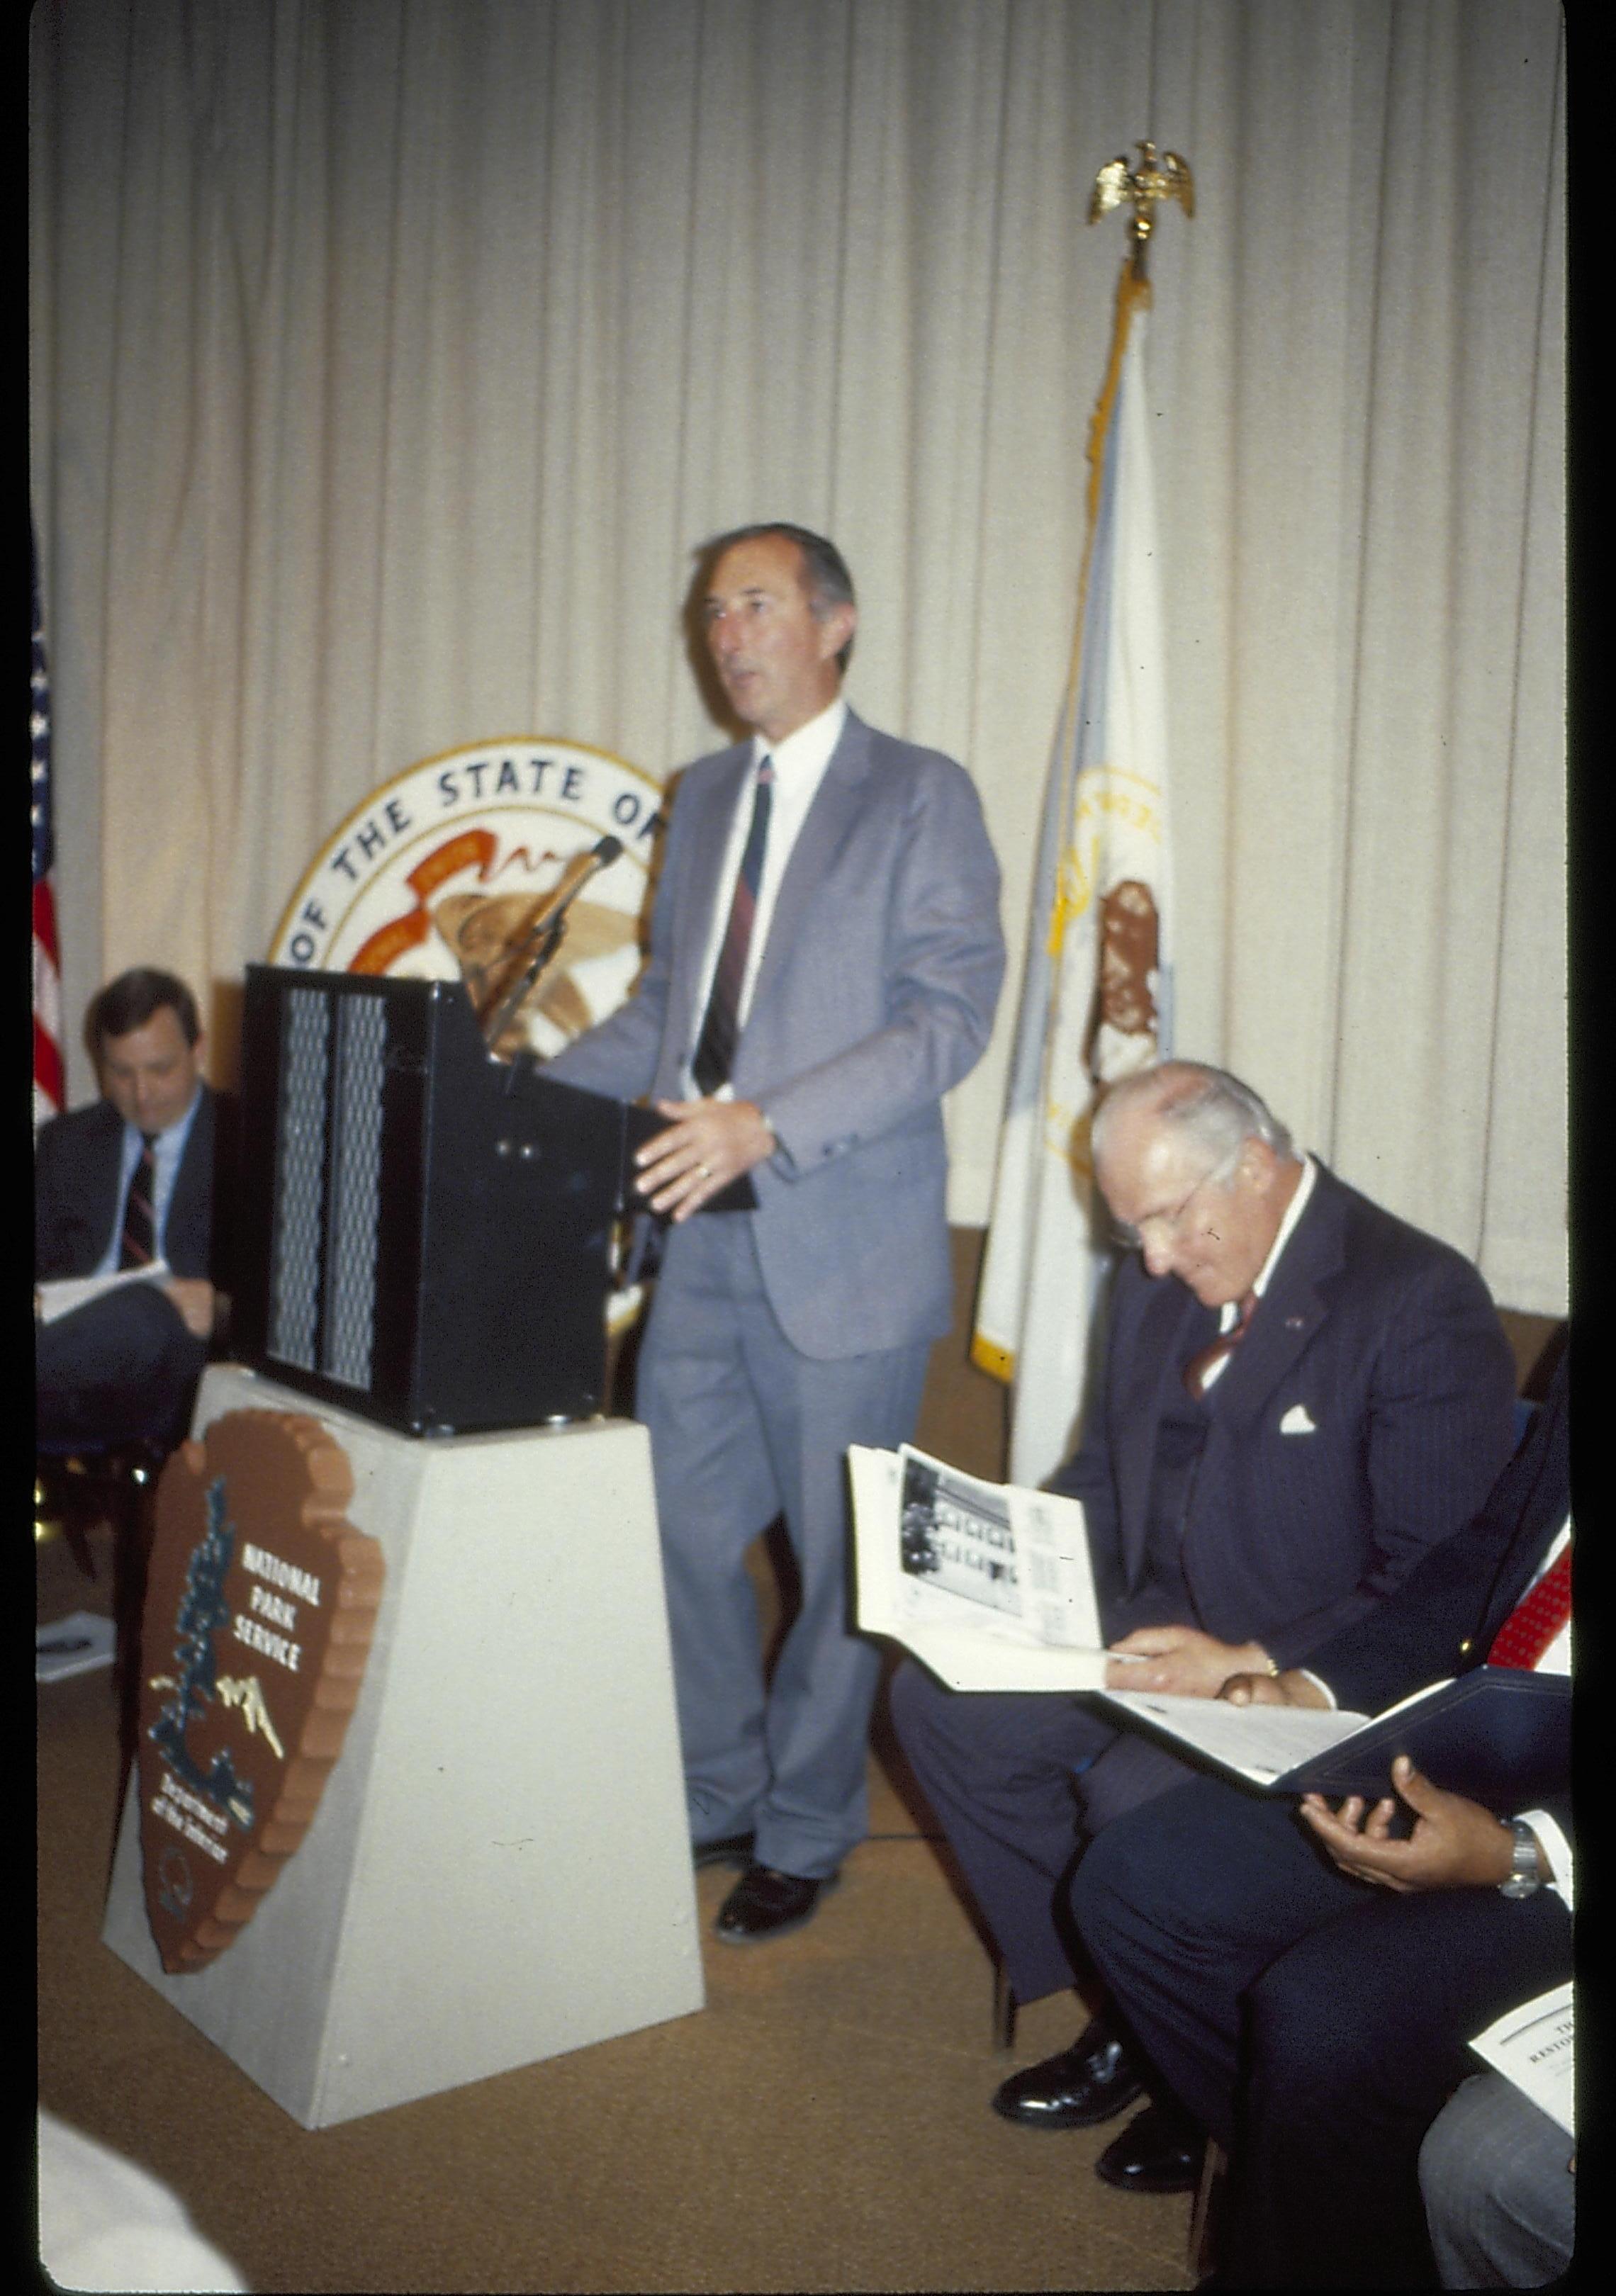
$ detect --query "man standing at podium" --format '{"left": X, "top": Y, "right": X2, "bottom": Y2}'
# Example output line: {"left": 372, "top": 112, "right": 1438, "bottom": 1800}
{"left": 547, "top": 523, "right": 1004, "bottom": 1941}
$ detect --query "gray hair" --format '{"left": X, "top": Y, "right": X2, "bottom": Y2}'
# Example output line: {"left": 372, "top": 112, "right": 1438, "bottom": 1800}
{"left": 1092, "top": 1061, "right": 1295, "bottom": 1174}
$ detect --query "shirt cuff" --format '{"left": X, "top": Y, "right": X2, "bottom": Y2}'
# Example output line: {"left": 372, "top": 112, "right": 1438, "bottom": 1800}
{"left": 757, "top": 1109, "right": 795, "bottom": 1174}
{"left": 1516, "top": 1810, "right": 1574, "bottom": 1910}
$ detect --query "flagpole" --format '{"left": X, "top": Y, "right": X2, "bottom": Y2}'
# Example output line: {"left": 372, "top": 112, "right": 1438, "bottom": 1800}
{"left": 970, "top": 142, "right": 1191, "bottom": 1486}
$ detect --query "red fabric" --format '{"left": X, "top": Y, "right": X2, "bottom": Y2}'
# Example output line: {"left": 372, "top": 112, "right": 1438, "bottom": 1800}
{"left": 1486, "top": 1539, "right": 1571, "bottom": 1669}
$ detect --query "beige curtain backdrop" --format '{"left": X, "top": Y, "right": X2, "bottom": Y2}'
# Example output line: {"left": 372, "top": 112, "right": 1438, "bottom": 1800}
{"left": 30, "top": 0, "right": 1566, "bottom": 1312}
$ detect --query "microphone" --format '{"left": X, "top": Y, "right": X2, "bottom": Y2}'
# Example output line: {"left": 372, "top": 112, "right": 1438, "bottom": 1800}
{"left": 481, "top": 835, "right": 624, "bottom": 1048}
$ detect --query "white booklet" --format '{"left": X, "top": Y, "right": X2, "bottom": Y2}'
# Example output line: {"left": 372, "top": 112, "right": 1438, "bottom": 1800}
{"left": 1093, "top": 1685, "right": 1386, "bottom": 1785}
{"left": 36, "top": 1259, "right": 172, "bottom": 1325}
{"left": 35, "top": 1611, "right": 118, "bottom": 1684}
{"left": 848, "top": 1444, "right": 1113, "bottom": 1690}
{"left": 1469, "top": 1983, "right": 1574, "bottom": 2138}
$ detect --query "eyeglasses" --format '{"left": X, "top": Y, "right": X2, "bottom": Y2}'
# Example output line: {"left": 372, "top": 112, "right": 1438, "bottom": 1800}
{"left": 1109, "top": 1154, "right": 1240, "bottom": 1254}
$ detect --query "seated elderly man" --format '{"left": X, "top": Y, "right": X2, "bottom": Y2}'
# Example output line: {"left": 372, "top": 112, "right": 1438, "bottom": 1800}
{"left": 36, "top": 967, "right": 235, "bottom": 1453}
{"left": 890, "top": 1059, "right": 1517, "bottom": 2193}
{"left": 1072, "top": 1346, "right": 1570, "bottom": 2287}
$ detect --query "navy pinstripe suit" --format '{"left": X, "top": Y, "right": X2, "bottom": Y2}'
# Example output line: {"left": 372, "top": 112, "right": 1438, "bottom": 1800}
{"left": 890, "top": 1162, "right": 1518, "bottom": 2002}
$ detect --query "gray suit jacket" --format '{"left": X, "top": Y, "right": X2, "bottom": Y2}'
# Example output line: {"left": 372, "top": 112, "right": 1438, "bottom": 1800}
{"left": 547, "top": 709, "right": 1005, "bottom": 1359}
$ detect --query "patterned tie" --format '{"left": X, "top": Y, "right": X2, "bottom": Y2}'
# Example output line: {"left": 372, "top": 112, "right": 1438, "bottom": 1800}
{"left": 118, "top": 1132, "right": 159, "bottom": 1268}
{"left": 1183, "top": 1290, "right": 1257, "bottom": 1401}
{"left": 1487, "top": 1541, "right": 1572, "bottom": 1670}
{"left": 691, "top": 758, "right": 775, "bottom": 1096}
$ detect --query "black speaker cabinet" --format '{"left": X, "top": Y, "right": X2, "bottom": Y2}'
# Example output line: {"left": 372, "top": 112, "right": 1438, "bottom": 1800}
{"left": 233, "top": 965, "right": 637, "bottom": 1435}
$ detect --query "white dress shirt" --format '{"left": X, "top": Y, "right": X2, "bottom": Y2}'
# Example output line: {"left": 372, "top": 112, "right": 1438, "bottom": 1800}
{"left": 685, "top": 695, "right": 848, "bottom": 1096}
{"left": 1197, "top": 1154, "right": 1318, "bottom": 1392}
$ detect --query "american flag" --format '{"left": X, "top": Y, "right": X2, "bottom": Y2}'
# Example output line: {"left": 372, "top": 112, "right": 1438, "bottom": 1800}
{"left": 33, "top": 533, "right": 64, "bottom": 1125}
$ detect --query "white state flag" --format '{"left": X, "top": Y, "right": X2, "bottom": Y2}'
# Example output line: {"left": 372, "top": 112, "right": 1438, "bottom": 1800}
{"left": 972, "top": 265, "right": 1173, "bottom": 1489}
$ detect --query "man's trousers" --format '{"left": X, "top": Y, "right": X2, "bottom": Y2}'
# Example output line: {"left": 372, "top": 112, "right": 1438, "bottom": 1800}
{"left": 36, "top": 1285, "right": 208, "bottom": 1450}
{"left": 1072, "top": 1774, "right": 1572, "bottom": 2287}
{"left": 1419, "top": 2072, "right": 1574, "bottom": 2287}
{"left": 888, "top": 1660, "right": 1203, "bottom": 2000}
{"left": 637, "top": 1213, "right": 931, "bottom": 1881}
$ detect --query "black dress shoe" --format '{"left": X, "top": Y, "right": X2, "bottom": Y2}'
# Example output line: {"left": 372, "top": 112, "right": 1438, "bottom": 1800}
{"left": 991, "top": 2015, "right": 1147, "bottom": 2129}
{"left": 1094, "top": 2099, "right": 1205, "bottom": 2195}
{"left": 692, "top": 1829, "right": 756, "bottom": 1871}
{"left": 714, "top": 1862, "right": 838, "bottom": 1944}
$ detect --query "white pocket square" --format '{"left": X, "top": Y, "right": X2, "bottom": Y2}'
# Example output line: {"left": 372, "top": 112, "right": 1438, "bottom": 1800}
{"left": 1279, "top": 1403, "right": 1318, "bottom": 1435}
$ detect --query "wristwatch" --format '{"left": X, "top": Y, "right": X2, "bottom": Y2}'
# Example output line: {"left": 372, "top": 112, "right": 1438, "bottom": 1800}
{"left": 1498, "top": 1818, "right": 1544, "bottom": 1899}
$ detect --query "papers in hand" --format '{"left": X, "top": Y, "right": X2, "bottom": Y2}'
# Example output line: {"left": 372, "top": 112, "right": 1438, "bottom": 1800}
{"left": 1096, "top": 1667, "right": 1570, "bottom": 1808}
{"left": 36, "top": 1261, "right": 173, "bottom": 1325}
{"left": 848, "top": 1445, "right": 1109, "bottom": 1690}
{"left": 1470, "top": 1984, "right": 1574, "bottom": 2138}
{"left": 1092, "top": 1687, "right": 1376, "bottom": 1787}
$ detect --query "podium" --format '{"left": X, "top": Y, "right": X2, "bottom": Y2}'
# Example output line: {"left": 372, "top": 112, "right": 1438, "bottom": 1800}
{"left": 231, "top": 964, "right": 659, "bottom": 1436}
{"left": 102, "top": 1364, "right": 705, "bottom": 2128}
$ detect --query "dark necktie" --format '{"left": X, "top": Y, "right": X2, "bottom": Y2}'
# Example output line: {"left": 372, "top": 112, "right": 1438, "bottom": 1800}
{"left": 691, "top": 757, "right": 775, "bottom": 1096}
{"left": 1487, "top": 1541, "right": 1571, "bottom": 1670}
{"left": 1183, "top": 1290, "right": 1257, "bottom": 1400}
{"left": 118, "top": 1132, "right": 159, "bottom": 1268}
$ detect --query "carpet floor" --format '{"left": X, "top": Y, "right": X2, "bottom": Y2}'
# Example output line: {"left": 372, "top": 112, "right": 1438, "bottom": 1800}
{"left": 38, "top": 1512, "right": 1197, "bottom": 2295}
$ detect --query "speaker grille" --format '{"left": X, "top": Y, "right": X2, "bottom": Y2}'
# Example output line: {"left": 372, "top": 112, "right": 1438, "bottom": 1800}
{"left": 267, "top": 987, "right": 330, "bottom": 1371}
{"left": 321, "top": 992, "right": 386, "bottom": 1388}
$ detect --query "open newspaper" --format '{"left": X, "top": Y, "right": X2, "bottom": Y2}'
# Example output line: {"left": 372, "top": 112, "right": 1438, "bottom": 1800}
{"left": 848, "top": 1445, "right": 1112, "bottom": 1689}
{"left": 1469, "top": 1983, "right": 1574, "bottom": 2138}
{"left": 36, "top": 1259, "right": 173, "bottom": 1325}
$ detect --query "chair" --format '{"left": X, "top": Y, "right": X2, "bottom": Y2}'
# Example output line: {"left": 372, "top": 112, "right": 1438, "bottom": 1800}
{"left": 35, "top": 1437, "right": 170, "bottom": 1742}
{"left": 1189, "top": 2139, "right": 1228, "bottom": 2273}
{"left": 992, "top": 1962, "right": 1017, "bottom": 2050}
{"left": 35, "top": 1437, "right": 169, "bottom": 1580}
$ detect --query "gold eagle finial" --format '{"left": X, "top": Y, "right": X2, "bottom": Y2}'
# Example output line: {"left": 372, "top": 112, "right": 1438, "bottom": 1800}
{"left": 1089, "top": 140, "right": 1194, "bottom": 277}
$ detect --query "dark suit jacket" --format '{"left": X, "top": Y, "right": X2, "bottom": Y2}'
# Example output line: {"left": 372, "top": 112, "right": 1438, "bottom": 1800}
{"left": 35, "top": 1086, "right": 237, "bottom": 1293}
{"left": 1312, "top": 1337, "right": 1569, "bottom": 1713}
{"left": 1049, "top": 1163, "right": 1518, "bottom": 1669}
{"left": 546, "top": 709, "right": 1005, "bottom": 1360}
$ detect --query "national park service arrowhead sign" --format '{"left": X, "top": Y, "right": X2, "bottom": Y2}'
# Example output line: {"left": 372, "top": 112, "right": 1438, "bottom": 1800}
{"left": 138, "top": 1411, "right": 384, "bottom": 1974}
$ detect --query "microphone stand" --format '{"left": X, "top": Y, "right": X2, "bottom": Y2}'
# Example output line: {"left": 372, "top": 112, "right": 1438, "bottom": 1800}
{"left": 478, "top": 836, "right": 624, "bottom": 1052}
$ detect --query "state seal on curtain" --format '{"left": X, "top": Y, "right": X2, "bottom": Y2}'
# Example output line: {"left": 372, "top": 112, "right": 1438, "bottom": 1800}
{"left": 266, "top": 738, "right": 661, "bottom": 1058}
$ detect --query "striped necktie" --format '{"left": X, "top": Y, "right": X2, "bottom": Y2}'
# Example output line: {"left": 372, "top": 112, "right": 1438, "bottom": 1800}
{"left": 692, "top": 757, "right": 775, "bottom": 1096}
{"left": 1183, "top": 1291, "right": 1257, "bottom": 1400}
{"left": 1487, "top": 1541, "right": 1571, "bottom": 1670}
{"left": 118, "top": 1132, "right": 159, "bottom": 1268}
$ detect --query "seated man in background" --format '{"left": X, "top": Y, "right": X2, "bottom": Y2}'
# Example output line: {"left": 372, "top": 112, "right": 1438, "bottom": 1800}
{"left": 1072, "top": 1343, "right": 1570, "bottom": 2287}
{"left": 36, "top": 967, "right": 235, "bottom": 1453}
{"left": 890, "top": 1060, "right": 1517, "bottom": 2192}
